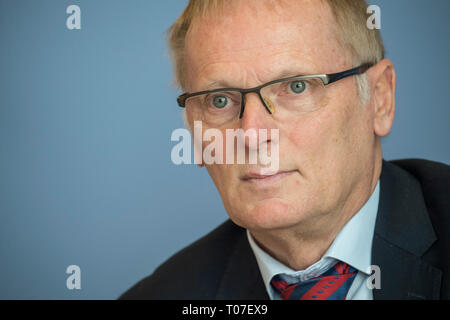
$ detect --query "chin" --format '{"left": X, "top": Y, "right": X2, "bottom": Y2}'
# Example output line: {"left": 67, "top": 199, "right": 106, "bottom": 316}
{"left": 226, "top": 197, "right": 302, "bottom": 231}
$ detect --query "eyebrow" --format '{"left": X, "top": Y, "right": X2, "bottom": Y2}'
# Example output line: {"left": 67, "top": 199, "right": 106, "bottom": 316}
{"left": 200, "top": 67, "right": 312, "bottom": 91}
{"left": 204, "top": 81, "right": 226, "bottom": 90}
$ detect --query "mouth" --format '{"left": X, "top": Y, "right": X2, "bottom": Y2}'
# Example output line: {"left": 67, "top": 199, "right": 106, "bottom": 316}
{"left": 241, "top": 170, "right": 297, "bottom": 184}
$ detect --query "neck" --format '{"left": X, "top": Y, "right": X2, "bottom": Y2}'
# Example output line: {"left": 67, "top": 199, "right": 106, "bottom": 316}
{"left": 250, "top": 155, "right": 382, "bottom": 271}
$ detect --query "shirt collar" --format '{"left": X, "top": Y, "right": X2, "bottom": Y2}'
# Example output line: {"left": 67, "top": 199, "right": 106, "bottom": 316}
{"left": 247, "top": 179, "right": 380, "bottom": 295}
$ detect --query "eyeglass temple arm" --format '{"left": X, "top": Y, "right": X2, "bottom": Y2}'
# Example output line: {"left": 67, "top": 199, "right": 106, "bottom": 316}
{"left": 326, "top": 63, "right": 373, "bottom": 85}
{"left": 177, "top": 94, "right": 188, "bottom": 108}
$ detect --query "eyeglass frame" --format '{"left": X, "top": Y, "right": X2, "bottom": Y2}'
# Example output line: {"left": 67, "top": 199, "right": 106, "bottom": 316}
{"left": 177, "top": 63, "right": 373, "bottom": 119}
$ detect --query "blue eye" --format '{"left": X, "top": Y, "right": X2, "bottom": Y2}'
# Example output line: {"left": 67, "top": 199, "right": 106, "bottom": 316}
{"left": 212, "top": 95, "right": 228, "bottom": 109}
{"left": 290, "top": 80, "right": 306, "bottom": 94}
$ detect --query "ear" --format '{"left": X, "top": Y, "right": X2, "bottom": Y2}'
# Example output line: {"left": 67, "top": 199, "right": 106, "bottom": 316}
{"left": 368, "top": 59, "right": 396, "bottom": 137}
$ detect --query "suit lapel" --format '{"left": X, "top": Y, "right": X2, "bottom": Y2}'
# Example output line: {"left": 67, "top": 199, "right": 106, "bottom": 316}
{"left": 372, "top": 160, "right": 442, "bottom": 299}
{"left": 215, "top": 230, "right": 269, "bottom": 300}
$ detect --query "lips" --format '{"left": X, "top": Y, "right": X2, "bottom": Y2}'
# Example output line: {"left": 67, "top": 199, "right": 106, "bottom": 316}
{"left": 241, "top": 170, "right": 297, "bottom": 183}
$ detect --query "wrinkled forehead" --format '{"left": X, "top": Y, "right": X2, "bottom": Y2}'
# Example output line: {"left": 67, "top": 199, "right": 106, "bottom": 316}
{"left": 184, "top": 0, "right": 351, "bottom": 87}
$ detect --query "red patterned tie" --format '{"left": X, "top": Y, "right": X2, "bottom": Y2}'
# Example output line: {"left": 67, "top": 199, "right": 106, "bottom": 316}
{"left": 270, "top": 261, "right": 357, "bottom": 300}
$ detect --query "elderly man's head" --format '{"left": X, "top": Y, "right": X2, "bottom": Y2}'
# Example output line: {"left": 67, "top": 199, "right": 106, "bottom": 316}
{"left": 169, "top": 0, "right": 395, "bottom": 233}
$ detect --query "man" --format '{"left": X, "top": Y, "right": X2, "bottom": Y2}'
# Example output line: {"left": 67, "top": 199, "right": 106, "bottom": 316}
{"left": 121, "top": 0, "right": 449, "bottom": 300}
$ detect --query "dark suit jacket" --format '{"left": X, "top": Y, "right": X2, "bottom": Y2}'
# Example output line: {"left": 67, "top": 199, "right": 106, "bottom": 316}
{"left": 120, "top": 159, "right": 450, "bottom": 300}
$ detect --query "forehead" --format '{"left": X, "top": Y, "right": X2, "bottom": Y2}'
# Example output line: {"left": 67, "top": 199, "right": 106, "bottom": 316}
{"left": 184, "top": 0, "right": 351, "bottom": 90}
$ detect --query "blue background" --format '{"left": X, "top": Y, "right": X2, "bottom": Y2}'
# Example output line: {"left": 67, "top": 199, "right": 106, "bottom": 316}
{"left": 0, "top": 0, "right": 449, "bottom": 299}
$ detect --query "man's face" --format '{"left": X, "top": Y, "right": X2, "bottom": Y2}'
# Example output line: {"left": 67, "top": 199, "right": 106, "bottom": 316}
{"left": 184, "top": 0, "right": 378, "bottom": 232}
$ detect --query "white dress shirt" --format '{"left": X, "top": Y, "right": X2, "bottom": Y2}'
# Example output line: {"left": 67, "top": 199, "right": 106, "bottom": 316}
{"left": 247, "top": 180, "right": 380, "bottom": 300}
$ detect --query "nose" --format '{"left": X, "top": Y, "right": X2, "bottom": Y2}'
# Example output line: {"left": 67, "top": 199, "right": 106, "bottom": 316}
{"left": 239, "top": 93, "right": 275, "bottom": 150}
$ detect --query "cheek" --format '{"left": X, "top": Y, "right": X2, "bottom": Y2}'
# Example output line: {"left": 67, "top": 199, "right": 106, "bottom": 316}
{"left": 284, "top": 111, "right": 334, "bottom": 159}
{"left": 202, "top": 129, "right": 240, "bottom": 197}
{"left": 282, "top": 98, "right": 362, "bottom": 172}
{"left": 205, "top": 163, "right": 233, "bottom": 204}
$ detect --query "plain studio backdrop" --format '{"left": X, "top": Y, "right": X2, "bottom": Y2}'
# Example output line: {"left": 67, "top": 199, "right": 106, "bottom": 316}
{"left": 0, "top": 0, "right": 449, "bottom": 299}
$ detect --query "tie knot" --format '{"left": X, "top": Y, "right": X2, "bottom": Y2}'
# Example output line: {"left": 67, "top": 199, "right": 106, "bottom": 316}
{"left": 270, "top": 261, "right": 357, "bottom": 300}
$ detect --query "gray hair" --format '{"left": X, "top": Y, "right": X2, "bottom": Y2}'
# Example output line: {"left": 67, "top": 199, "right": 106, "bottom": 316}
{"left": 356, "top": 73, "right": 371, "bottom": 106}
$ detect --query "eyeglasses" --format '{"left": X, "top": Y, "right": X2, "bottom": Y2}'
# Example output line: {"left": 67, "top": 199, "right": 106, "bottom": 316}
{"left": 177, "top": 63, "right": 373, "bottom": 127}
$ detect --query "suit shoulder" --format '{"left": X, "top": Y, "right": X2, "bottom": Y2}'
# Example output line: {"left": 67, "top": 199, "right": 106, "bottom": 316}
{"left": 389, "top": 158, "right": 450, "bottom": 204}
{"left": 119, "top": 219, "right": 245, "bottom": 299}
{"left": 390, "top": 158, "right": 450, "bottom": 184}
{"left": 389, "top": 158, "right": 450, "bottom": 242}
